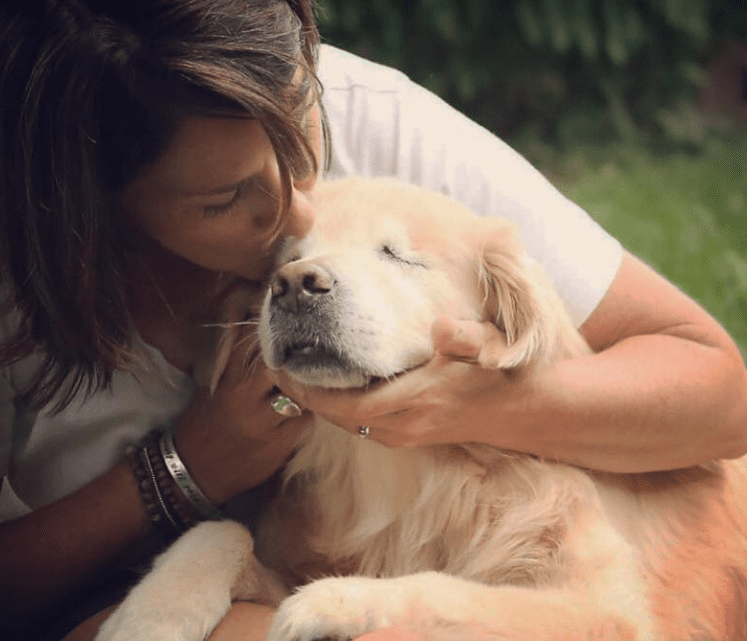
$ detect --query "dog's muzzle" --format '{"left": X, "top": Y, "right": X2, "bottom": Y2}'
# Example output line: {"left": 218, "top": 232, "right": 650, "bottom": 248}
{"left": 266, "top": 260, "right": 351, "bottom": 372}
{"left": 270, "top": 261, "right": 335, "bottom": 313}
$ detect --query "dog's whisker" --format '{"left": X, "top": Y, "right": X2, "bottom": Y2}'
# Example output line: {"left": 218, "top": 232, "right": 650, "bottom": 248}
{"left": 245, "top": 359, "right": 261, "bottom": 377}
{"left": 230, "top": 332, "right": 262, "bottom": 375}
{"left": 200, "top": 319, "right": 259, "bottom": 329}
{"left": 235, "top": 334, "right": 259, "bottom": 350}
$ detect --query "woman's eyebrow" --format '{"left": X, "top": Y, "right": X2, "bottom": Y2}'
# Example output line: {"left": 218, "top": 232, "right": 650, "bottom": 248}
{"left": 184, "top": 174, "right": 257, "bottom": 197}
{"left": 201, "top": 180, "right": 245, "bottom": 195}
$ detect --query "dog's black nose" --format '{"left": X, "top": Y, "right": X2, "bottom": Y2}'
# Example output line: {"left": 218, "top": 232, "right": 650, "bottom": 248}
{"left": 270, "top": 262, "right": 334, "bottom": 312}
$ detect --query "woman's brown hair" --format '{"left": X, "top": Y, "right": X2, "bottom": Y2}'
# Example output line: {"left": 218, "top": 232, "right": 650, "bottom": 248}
{"left": 0, "top": 0, "right": 322, "bottom": 409}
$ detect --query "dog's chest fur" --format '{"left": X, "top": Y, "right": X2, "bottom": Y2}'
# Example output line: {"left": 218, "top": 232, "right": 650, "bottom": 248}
{"left": 255, "top": 417, "right": 596, "bottom": 590}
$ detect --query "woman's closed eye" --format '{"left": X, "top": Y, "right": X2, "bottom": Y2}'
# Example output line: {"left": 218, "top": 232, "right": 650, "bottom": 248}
{"left": 203, "top": 176, "right": 279, "bottom": 223}
{"left": 204, "top": 179, "right": 250, "bottom": 217}
{"left": 204, "top": 196, "right": 238, "bottom": 217}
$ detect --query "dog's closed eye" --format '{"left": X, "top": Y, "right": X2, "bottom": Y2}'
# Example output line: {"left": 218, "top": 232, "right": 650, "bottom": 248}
{"left": 379, "top": 243, "right": 426, "bottom": 268}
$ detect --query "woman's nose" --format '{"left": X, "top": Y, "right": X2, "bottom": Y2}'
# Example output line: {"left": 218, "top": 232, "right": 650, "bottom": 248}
{"left": 283, "top": 185, "right": 315, "bottom": 239}
{"left": 293, "top": 165, "right": 318, "bottom": 193}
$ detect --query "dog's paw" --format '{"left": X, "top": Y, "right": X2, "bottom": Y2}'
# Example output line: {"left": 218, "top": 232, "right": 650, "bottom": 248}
{"left": 93, "top": 574, "right": 230, "bottom": 641}
{"left": 93, "top": 580, "right": 235, "bottom": 641}
{"left": 266, "top": 575, "right": 415, "bottom": 641}
{"left": 94, "top": 616, "right": 185, "bottom": 641}
{"left": 93, "top": 521, "right": 253, "bottom": 641}
{"left": 94, "top": 595, "right": 221, "bottom": 641}
{"left": 93, "top": 602, "right": 180, "bottom": 641}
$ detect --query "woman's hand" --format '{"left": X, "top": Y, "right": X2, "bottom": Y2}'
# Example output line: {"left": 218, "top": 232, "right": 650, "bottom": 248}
{"left": 271, "top": 315, "right": 520, "bottom": 449}
{"left": 174, "top": 354, "right": 312, "bottom": 506}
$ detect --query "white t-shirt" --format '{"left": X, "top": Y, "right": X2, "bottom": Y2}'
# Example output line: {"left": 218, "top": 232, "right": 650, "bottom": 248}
{"left": 0, "top": 45, "right": 622, "bottom": 521}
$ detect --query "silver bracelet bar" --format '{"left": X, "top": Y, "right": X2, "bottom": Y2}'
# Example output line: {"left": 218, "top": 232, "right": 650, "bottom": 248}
{"left": 141, "top": 443, "right": 182, "bottom": 532}
{"left": 159, "top": 430, "right": 222, "bottom": 519}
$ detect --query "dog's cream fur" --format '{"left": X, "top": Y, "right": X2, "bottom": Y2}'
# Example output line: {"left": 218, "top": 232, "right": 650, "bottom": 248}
{"left": 96, "top": 177, "right": 747, "bottom": 641}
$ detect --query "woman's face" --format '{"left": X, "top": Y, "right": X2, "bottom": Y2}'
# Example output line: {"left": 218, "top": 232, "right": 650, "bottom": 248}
{"left": 123, "top": 104, "right": 321, "bottom": 283}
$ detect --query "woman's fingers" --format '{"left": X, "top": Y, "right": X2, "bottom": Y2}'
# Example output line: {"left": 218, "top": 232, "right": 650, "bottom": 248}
{"left": 271, "top": 358, "right": 466, "bottom": 444}
{"left": 267, "top": 317, "right": 511, "bottom": 448}
{"left": 432, "top": 316, "right": 508, "bottom": 367}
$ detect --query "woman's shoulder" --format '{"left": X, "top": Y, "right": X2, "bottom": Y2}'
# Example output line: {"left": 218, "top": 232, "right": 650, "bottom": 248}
{"left": 318, "top": 44, "right": 411, "bottom": 94}
{"left": 316, "top": 47, "right": 622, "bottom": 328}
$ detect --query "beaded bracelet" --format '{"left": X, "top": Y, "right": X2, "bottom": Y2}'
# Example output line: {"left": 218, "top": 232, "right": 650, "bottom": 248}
{"left": 127, "top": 437, "right": 184, "bottom": 539}
{"left": 143, "top": 431, "right": 201, "bottom": 530}
{"left": 128, "top": 430, "right": 221, "bottom": 539}
{"left": 128, "top": 431, "right": 196, "bottom": 537}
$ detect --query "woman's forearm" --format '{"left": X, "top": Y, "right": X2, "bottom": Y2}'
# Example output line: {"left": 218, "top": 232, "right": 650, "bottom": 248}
{"left": 0, "top": 461, "right": 151, "bottom": 627}
{"left": 519, "top": 332, "right": 747, "bottom": 473}
{"left": 537, "top": 250, "right": 747, "bottom": 472}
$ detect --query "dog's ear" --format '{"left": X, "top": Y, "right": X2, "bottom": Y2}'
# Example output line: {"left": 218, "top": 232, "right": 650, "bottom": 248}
{"left": 476, "top": 219, "right": 563, "bottom": 370}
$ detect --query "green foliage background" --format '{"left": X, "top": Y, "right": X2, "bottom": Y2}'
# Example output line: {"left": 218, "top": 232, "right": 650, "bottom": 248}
{"left": 316, "top": 0, "right": 747, "bottom": 146}
{"left": 556, "top": 138, "right": 747, "bottom": 355}
{"left": 316, "top": 1, "right": 747, "bottom": 354}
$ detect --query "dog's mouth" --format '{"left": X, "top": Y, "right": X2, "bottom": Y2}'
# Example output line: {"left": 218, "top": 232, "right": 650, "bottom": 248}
{"left": 282, "top": 341, "right": 350, "bottom": 370}
{"left": 272, "top": 336, "right": 398, "bottom": 388}
{"left": 264, "top": 296, "right": 422, "bottom": 387}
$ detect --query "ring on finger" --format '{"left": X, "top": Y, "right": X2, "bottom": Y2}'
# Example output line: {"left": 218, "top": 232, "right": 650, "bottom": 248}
{"left": 358, "top": 425, "right": 371, "bottom": 439}
{"left": 270, "top": 394, "right": 303, "bottom": 418}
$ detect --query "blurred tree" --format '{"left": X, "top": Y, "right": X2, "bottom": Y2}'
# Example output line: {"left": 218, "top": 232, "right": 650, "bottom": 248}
{"left": 315, "top": 0, "right": 747, "bottom": 147}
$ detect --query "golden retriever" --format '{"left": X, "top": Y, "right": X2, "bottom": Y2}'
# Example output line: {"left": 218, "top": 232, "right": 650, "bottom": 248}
{"left": 96, "top": 177, "right": 747, "bottom": 641}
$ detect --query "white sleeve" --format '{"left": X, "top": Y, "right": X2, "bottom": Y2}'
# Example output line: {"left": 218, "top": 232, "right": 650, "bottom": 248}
{"left": 0, "top": 301, "right": 196, "bottom": 519}
{"left": 318, "top": 46, "right": 622, "bottom": 327}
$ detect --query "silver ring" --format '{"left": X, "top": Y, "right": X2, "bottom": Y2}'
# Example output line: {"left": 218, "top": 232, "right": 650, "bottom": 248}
{"left": 270, "top": 394, "right": 302, "bottom": 418}
{"left": 357, "top": 425, "right": 370, "bottom": 439}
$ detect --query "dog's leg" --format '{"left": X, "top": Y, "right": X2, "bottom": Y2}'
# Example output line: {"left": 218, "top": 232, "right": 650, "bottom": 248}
{"left": 266, "top": 569, "right": 650, "bottom": 641}
{"left": 266, "top": 512, "right": 653, "bottom": 641}
{"left": 95, "top": 520, "right": 284, "bottom": 641}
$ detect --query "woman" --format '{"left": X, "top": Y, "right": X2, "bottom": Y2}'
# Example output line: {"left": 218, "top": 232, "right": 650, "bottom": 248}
{"left": 1, "top": 1, "right": 745, "bottom": 640}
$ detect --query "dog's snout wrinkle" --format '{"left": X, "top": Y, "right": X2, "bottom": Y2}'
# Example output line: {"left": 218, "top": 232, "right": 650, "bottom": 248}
{"left": 271, "top": 262, "right": 334, "bottom": 312}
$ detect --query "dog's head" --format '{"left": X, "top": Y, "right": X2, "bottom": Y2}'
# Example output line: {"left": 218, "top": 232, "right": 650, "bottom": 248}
{"left": 258, "top": 177, "right": 585, "bottom": 389}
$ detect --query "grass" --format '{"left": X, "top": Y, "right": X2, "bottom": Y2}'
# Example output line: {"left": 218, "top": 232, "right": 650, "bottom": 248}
{"left": 513, "top": 133, "right": 747, "bottom": 357}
